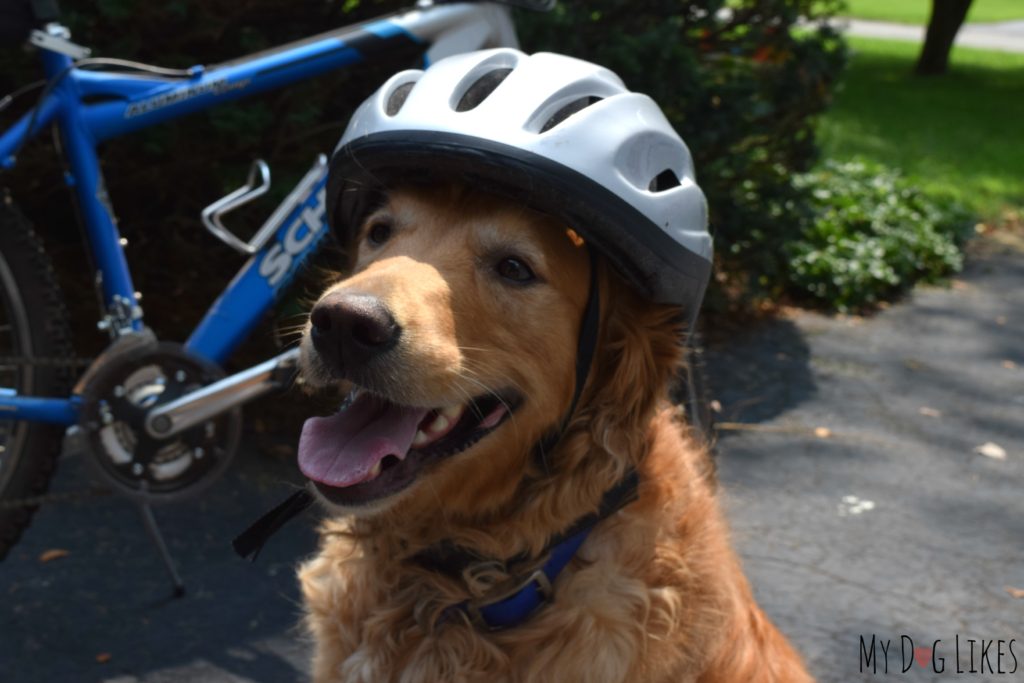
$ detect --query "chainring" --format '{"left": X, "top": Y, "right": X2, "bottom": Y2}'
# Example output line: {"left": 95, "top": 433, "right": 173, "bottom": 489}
{"left": 78, "top": 342, "right": 241, "bottom": 504}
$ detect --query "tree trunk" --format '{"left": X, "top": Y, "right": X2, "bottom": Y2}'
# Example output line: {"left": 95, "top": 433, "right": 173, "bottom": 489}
{"left": 915, "top": 0, "right": 974, "bottom": 75}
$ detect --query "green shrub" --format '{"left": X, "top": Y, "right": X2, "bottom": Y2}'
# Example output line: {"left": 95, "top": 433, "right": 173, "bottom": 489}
{"left": 786, "top": 160, "right": 972, "bottom": 311}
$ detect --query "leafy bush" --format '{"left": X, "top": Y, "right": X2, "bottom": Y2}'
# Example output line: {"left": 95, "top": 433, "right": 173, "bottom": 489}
{"left": 786, "top": 161, "right": 972, "bottom": 310}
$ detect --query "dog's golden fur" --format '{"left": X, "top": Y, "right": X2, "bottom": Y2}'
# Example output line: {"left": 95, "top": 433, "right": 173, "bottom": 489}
{"left": 298, "top": 185, "right": 812, "bottom": 682}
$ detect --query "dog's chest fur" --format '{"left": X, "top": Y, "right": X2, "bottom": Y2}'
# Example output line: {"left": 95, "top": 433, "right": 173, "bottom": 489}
{"left": 298, "top": 410, "right": 811, "bottom": 683}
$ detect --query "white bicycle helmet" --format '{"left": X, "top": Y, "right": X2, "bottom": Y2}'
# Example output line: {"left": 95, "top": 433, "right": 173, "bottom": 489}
{"left": 326, "top": 49, "right": 712, "bottom": 316}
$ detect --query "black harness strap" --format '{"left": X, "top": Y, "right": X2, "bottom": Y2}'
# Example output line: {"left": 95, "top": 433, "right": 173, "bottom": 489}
{"left": 233, "top": 489, "right": 314, "bottom": 561}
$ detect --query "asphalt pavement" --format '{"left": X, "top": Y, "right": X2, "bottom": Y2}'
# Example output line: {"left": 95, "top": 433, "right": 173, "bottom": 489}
{"left": 1, "top": 231, "right": 1021, "bottom": 682}
{"left": 709, "top": 232, "right": 1023, "bottom": 681}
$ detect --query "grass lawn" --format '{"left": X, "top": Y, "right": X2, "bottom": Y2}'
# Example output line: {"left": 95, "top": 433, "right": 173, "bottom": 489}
{"left": 842, "top": 0, "right": 1024, "bottom": 24}
{"left": 816, "top": 36, "right": 1024, "bottom": 217}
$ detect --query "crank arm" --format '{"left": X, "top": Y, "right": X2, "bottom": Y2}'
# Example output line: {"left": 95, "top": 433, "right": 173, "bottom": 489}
{"left": 145, "top": 348, "right": 300, "bottom": 439}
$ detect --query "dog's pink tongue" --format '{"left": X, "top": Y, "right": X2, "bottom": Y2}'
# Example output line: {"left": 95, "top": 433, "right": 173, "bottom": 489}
{"left": 298, "top": 393, "right": 429, "bottom": 487}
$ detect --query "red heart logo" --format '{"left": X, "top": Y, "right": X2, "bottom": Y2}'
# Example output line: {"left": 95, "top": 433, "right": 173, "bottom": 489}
{"left": 914, "top": 647, "right": 932, "bottom": 668}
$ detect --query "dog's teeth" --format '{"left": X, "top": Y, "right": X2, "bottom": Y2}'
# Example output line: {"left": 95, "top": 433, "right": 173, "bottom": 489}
{"left": 430, "top": 414, "right": 450, "bottom": 433}
{"left": 441, "top": 404, "right": 464, "bottom": 421}
{"left": 367, "top": 461, "right": 382, "bottom": 479}
{"left": 412, "top": 430, "right": 429, "bottom": 447}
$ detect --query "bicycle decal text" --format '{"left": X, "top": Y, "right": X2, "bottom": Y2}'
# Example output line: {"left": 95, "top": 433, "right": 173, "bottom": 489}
{"left": 125, "top": 78, "right": 251, "bottom": 118}
{"left": 258, "top": 187, "right": 327, "bottom": 287}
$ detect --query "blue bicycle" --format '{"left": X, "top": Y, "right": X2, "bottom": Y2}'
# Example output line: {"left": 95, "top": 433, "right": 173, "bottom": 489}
{"left": 0, "top": 0, "right": 551, "bottom": 582}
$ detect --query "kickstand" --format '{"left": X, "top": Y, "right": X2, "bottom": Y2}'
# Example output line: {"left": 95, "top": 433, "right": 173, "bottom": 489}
{"left": 137, "top": 503, "right": 186, "bottom": 598}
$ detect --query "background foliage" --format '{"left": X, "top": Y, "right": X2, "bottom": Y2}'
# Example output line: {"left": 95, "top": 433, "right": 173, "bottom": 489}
{"left": 0, "top": 0, "right": 848, "bottom": 360}
{"left": 787, "top": 160, "right": 970, "bottom": 310}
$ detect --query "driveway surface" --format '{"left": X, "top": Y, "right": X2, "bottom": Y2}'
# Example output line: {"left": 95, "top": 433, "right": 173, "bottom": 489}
{"left": 708, "top": 233, "right": 1023, "bottom": 681}
{"left": 840, "top": 17, "right": 1024, "bottom": 53}
{"left": 1, "top": 233, "right": 1021, "bottom": 681}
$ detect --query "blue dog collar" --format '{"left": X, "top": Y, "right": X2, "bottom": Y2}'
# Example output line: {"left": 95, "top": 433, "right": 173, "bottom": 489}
{"left": 454, "top": 524, "right": 592, "bottom": 631}
{"left": 432, "top": 468, "right": 640, "bottom": 632}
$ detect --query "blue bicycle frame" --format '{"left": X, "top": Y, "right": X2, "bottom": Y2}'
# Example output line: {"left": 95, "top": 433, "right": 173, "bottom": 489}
{"left": 0, "top": 2, "right": 518, "bottom": 425}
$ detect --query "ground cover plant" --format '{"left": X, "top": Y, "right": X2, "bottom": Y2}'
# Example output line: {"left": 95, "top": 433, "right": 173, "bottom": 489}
{"left": 787, "top": 160, "right": 971, "bottom": 310}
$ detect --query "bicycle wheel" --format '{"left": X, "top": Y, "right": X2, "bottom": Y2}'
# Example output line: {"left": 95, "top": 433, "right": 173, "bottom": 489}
{"left": 0, "top": 192, "right": 74, "bottom": 559}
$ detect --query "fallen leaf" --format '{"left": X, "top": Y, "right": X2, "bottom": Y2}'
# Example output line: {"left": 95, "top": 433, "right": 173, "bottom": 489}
{"left": 995, "top": 316, "right": 1007, "bottom": 326}
{"left": 709, "top": 400, "right": 722, "bottom": 414}
{"left": 1003, "top": 360, "right": 1017, "bottom": 370}
{"left": 951, "top": 279, "right": 969, "bottom": 290}
{"left": 974, "top": 442, "right": 1007, "bottom": 460}
{"left": 918, "top": 406, "right": 942, "bottom": 418}
{"left": 1006, "top": 586, "right": 1024, "bottom": 600}
{"left": 814, "top": 426, "right": 832, "bottom": 439}
{"left": 38, "top": 549, "right": 70, "bottom": 563}
{"left": 95, "top": 653, "right": 112, "bottom": 664}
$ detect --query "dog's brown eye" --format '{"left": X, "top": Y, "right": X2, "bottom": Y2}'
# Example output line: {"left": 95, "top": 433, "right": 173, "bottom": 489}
{"left": 496, "top": 257, "right": 536, "bottom": 284}
{"left": 367, "top": 221, "right": 392, "bottom": 246}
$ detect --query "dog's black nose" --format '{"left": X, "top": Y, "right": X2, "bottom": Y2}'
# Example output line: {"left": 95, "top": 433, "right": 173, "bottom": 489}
{"left": 310, "top": 292, "right": 401, "bottom": 374}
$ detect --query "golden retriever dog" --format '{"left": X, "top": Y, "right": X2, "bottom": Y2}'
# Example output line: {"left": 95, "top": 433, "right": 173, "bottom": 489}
{"left": 296, "top": 183, "right": 812, "bottom": 682}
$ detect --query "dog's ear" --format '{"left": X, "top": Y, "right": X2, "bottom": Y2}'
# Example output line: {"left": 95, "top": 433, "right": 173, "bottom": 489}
{"left": 579, "top": 259, "right": 687, "bottom": 460}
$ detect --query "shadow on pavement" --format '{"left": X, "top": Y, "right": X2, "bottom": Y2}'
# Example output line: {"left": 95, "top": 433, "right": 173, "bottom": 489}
{"left": 704, "top": 317, "right": 818, "bottom": 425}
{"left": 1, "top": 444, "right": 317, "bottom": 682}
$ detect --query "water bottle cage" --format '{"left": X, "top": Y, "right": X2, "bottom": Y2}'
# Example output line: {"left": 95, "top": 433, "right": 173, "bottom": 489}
{"left": 200, "top": 155, "right": 326, "bottom": 256}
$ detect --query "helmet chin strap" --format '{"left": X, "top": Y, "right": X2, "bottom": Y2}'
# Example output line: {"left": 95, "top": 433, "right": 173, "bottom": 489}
{"left": 532, "top": 247, "right": 600, "bottom": 472}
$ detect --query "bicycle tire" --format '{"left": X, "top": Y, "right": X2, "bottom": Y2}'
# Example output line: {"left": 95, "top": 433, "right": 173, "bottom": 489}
{"left": 0, "top": 192, "right": 74, "bottom": 559}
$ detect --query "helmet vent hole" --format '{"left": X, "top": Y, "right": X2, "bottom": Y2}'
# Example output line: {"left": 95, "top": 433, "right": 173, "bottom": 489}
{"left": 385, "top": 82, "right": 416, "bottom": 116}
{"left": 649, "top": 169, "right": 681, "bottom": 193}
{"left": 455, "top": 68, "right": 513, "bottom": 112}
{"left": 539, "top": 96, "right": 603, "bottom": 133}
